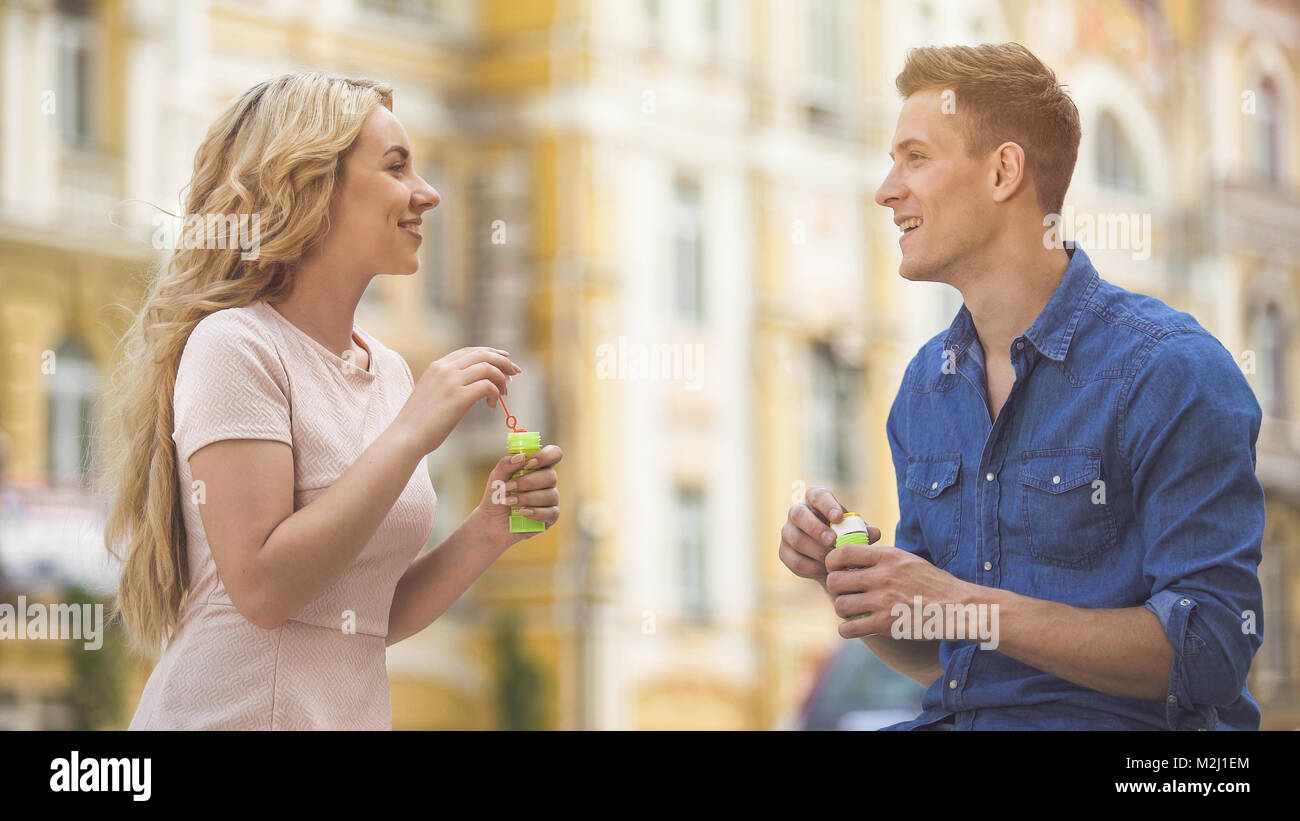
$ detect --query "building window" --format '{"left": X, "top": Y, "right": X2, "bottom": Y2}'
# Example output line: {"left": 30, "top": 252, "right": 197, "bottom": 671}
{"left": 807, "top": 341, "right": 858, "bottom": 483}
{"left": 1252, "top": 77, "right": 1284, "bottom": 186}
{"left": 45, "top": 339, "right": 99, "bottom": 486}
{"left": 805, "top": 0, "right": 848, "bottom": 132}
{"left": 672, "top": 176, "right": 704, "bottom": 324}
{"left": 56, "top": 0, "right": 99, "bottom": 149}
{"left": 675, "top": 485, "right": 709, "bottom": 623}
{"left": 704, "top": 0, "right": 721, "bottom": 38}
{"left": 358, "top": 0, "right": 444, "bottom": 24}
{"left": 1096, "top": 111, "right": 1141, "bottom": 193}
{"left": 1249, "top": 301, "right": 1288, "bottom": 418}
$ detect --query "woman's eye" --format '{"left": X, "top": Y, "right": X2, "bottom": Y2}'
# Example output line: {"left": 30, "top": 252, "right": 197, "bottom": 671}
{"left": 390, "top": 163, "right": 406, "bottom": 172}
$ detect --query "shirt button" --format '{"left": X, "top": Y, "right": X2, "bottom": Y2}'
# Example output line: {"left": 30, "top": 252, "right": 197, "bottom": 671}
{"left": 949, "top": 680, "right": 958, "bottom": 689}
{"left": 1052, "top": 475, "right": 1061, "bottom": 485}
{"left": 1167, "top": 694, "right": 1177, "bottom": 704}
{"left": 931, "top": 481, "right": 939, "bottom": 490}
{"left": 1180, "top": 599, "right": 1191, "bottom": 606}
{"left": 1016, "top": 341, "right": 1025, "bottom": 350}
{"left": 985, "top": 472, "right": 995, "bottom": 482}
{"left": 983, "top": 561, "right": 992, "bottom": 571}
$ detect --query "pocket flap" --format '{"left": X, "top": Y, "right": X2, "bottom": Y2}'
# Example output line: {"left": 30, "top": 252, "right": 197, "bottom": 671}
{"left": 905, "top": 454, "right": 961, "bottom": 499}
{"left": 1019, "top": 448, "right": 1101, "bottom": 494}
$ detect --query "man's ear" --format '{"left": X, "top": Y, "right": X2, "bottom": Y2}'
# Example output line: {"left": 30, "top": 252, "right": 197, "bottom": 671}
{"left": 990, "top": 141, "right": 1027, "bottom": 204}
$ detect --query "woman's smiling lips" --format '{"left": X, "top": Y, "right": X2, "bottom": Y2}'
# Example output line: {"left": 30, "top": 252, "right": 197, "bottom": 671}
{"left": 399, "top": 219, "right": 422, "bottom": 243}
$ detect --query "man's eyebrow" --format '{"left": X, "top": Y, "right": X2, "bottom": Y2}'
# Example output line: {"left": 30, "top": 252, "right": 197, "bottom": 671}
{"left": 383, "top": 145, "right": 410, "bottom": 160}
{"left": 888, "top": 138, "right": 931, "bottom": 159}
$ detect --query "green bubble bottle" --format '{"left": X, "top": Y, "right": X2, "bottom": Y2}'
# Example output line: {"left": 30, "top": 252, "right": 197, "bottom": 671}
{"left": 832, "top": 512, "right": 871, "bottom": 620}
{"left": 502, "top": 396, "right": 545, "bottom": 533}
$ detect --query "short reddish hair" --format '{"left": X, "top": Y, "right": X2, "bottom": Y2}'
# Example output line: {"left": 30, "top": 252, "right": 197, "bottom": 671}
{"left": 896, "top": 42, "right": 1082, "bottom": 215}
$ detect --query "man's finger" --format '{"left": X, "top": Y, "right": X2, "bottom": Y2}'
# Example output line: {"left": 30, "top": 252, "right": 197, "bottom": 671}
{"left": 825, "top": 568, "right": 870, "bottom": 596}
{"left": 781, "top": 521, "right": 829, "bottom": 564}
{"left": 804, "top": 487, "right": 843, "bottom": 524}
{"left": 826, "top": 543, "right": 882, "bottom": 572}
{"left": 792, "top": 503, "right": 838, "bottom": 548}
{"left": 779, "top": 543, "right": 827, "bottom": 579}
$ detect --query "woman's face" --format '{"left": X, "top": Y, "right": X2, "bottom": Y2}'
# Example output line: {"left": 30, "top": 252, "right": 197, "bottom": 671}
{"left": 326, "top": 105, "right": 439, "bottom": 277}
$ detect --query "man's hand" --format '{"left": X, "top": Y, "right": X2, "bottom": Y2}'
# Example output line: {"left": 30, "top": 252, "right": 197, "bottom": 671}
{"left": 779, "top": 486, "right": 881, "bottom": 587}
{"left": 826, "top": 543, "right": 972, "bottom": 639}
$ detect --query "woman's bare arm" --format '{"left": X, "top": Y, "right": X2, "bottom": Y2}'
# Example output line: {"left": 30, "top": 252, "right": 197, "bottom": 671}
{"left": 190, "top": 422, "right": 425, "bottom": 630}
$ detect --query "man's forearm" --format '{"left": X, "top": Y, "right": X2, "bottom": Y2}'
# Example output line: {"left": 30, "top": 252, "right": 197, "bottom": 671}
{"left": 962, "top": 582, "right": 1174, "bottom": 700}
{"left": 386, "top": 508, "right": 508, "bottom": 645}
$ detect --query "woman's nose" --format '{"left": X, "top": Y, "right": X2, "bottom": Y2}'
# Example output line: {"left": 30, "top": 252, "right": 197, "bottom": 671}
{"left": 415, "top": 181, "right": 440, "bottom": 211}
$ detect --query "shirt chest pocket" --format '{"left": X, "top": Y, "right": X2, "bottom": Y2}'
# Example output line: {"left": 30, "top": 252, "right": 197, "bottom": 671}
{"left": 1018, "top": 447, "right": 1117, "bottom": 570}
{"left": 904, "top": 453, "right": 961, "bottom": 568}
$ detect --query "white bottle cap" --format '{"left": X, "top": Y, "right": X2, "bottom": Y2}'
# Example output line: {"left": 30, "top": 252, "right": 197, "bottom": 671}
{"left": 830, "top": 512, "right": 869, "bottom": 539}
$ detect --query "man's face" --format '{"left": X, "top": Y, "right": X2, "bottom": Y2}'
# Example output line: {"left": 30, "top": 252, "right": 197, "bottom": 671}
{"left": 874, "top": 88, "right": 994, "bottom": 284}
{"left": 328, "top": 105, "right": 439, "bottom": 276}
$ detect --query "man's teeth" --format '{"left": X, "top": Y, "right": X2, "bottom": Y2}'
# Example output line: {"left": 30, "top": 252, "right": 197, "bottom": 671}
{"left": 899, "top": 217, "right": 923, "bottom": 232}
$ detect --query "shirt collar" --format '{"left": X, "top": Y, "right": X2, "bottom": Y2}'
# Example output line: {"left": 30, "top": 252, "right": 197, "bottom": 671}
{"left": 942, "top": 244, "right": 1099, "bottom": 363}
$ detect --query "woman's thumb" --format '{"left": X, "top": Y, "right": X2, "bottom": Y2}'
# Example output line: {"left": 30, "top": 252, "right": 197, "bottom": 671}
{"left": 492, "top": 451, "right": 526, "bottom": 483}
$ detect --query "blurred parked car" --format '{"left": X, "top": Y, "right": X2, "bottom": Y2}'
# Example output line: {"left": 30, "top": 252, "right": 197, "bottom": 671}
{"left": 792, "top": 641, "right": 926, "bottom": 730}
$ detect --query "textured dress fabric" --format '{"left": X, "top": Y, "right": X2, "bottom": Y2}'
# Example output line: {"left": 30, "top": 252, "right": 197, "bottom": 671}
{"left": 128, "top": 300, "right": 437, "bottom": 730}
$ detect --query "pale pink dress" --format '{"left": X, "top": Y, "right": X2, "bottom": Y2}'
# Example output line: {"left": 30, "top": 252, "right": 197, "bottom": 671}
{"left": 128, "top": 300, "right": 437, "bottom": 730}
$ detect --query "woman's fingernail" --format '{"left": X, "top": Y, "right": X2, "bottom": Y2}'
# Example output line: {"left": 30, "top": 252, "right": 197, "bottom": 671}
{"left": 511, "top": 453, "right": 525, "bottom": 464}
{"left": 505, "top": 481, "right": 517, "bottom": 492}
{"left": 520, "top": 508, "right": 534, "bottom": 516}
{"left": 524, "top": 458, "right": 538, "bottom": 469}
{"left": 829, "top": 508, "right": 841, "bottom": 520}
{"left": 822, "top": 530, "right": 835, "bottom": 545}
{"left": 507, "top": 496, "right": 519, "bottom": 506}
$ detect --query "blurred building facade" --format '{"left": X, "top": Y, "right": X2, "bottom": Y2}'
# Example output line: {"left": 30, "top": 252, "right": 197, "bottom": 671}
{"left": 0, "top": 0, "right": 1295, "bottom": 729}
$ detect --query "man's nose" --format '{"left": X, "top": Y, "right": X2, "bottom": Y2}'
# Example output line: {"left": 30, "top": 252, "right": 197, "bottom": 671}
{"left": 875, "top": 166, "right": 902, "bottom": 208}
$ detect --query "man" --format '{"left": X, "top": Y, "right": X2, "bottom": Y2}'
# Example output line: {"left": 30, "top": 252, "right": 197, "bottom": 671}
{"left": 779, "top": 43, "right": 1265, "bottom": 730}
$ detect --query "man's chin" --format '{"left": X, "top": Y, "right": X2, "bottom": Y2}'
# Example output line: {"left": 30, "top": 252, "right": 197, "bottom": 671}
{"left": 898, "top": 256, "right": 932, "bottom": 282}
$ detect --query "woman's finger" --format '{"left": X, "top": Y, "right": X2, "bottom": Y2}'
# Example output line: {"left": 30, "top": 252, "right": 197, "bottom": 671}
{"left": 461, "top": 361, "right": 510, "bottom": 399}
{"left": 507, "top": 488, "right": 559, "bottom": 508}
{"left": 449, "top": 347, "right": 521, "bottom": 376}
{"left": 518, "top": 506, "right": 560, "bottom": 525}
{"left": 508, "top": 468, "right": 558, "bottom": 493}
{"left": 520, "top": 444, "right": 563, "bottom": 470}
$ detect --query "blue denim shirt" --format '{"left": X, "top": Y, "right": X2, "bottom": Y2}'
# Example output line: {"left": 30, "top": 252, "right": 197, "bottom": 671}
{"left": 880, "top": 245, "right": 1265, "bottom": 730}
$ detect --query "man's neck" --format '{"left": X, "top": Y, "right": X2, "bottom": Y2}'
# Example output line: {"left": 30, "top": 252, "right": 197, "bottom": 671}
{"left": 957, "top": 231, "right": 1070, "bottom": 367}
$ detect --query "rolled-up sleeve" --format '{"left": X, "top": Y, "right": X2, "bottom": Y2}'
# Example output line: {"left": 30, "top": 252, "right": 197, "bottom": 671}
{"left": 1121, "top": 330, "right": 1265, "bottom": 730}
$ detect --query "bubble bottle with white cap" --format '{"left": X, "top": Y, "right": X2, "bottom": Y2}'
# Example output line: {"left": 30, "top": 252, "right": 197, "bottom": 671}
{"left": 500, "top": 397, "right": 545, "bottom": 533}
{"left": 830, "top": 512, "right": 873, "bottom": 620}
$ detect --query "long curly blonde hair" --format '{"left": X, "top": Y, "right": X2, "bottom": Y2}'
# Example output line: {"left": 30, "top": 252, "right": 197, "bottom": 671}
{"left": 98, "top": 72, "right": 393, "bottom": 656}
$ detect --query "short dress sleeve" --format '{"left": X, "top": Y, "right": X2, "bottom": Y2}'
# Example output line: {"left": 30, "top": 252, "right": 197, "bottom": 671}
{"left": 172, "top": 310, "right": 293, "bottom": 465}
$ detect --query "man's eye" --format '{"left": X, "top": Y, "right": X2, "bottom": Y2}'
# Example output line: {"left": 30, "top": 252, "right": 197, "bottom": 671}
{"left": 910, "top": 153, "right": 924, "bottom": 162}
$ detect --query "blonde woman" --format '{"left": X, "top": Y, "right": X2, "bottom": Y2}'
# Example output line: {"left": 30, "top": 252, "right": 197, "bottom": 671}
{"left": 99, "top": 72, "right": 562, "bottom": 730}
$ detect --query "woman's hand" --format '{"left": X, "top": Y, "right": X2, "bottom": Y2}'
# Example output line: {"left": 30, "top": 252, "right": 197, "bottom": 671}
{"left": 394, "top": 347, "right": 521, "bottom": 455}
{"left": 473, "top": 443, "right": 564, "bottom": 550}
